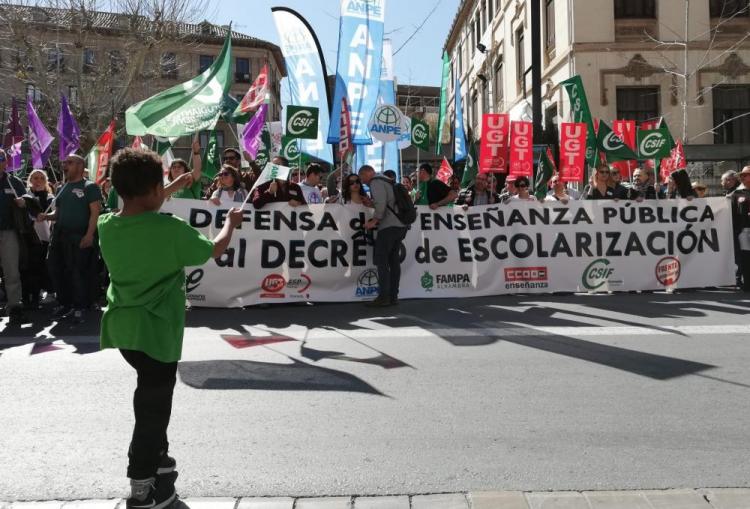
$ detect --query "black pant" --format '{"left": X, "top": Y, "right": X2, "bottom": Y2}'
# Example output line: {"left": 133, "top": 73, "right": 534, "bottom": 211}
{"left": 47, "top": 232, "right": 94, "bottom": 309}
{"left": 120, "top": 349, "right": 178, "bottom": 480}
{"left": 741, "top": 250, "right": 750, "bottom": 292}
{"left": 21, "top": 241, "right": 49, "bottom": 305}
{"left": 374, "top": 226, "right": 407, "bottom": 301}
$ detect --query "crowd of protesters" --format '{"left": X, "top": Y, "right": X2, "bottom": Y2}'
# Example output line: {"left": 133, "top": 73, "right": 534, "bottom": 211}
{"left": 2, "top": 142, "right": 750, "bottom": 325}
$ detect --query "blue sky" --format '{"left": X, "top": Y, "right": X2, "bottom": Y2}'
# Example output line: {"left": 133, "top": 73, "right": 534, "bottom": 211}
{"left": 210, "top": 0, "right": 460, "bottom": 87}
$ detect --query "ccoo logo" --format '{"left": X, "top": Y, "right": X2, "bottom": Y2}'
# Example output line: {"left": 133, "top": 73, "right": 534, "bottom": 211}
{"left": 639, "top": 132, "right": 667, "bottom": 157}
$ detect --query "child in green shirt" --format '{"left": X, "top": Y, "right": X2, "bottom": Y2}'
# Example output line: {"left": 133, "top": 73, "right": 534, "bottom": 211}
{"left": 99, "top": 148, "right": 242, "bottom": 509}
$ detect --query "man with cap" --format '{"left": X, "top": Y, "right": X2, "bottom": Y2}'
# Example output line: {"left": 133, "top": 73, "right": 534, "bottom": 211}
{"left": 729, "top": 165, "right": 750, "bottom": 291}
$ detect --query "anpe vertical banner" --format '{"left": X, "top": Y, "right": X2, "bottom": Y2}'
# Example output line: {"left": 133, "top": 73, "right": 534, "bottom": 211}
{"left": 559, "top": 122, "right": 587, "bottom": 183}
{"left": 272, "top": 7, "right": 333, "bottom": 163}
{"left": 479, "top": 114, "right": 509, "bottom": 174}
{"left": 373, "top": 39, "right": 400, "bottom": 175}
{"left": 508, "top": 121, "right": 533, "bottom": 177}
{"left": 454, "top": 78, "right": 467, "bottom": 162}
{"left": 327, "top": 0, "right": 386, "bottom": 145}
{"left": 435, "top": 51, "right": 450, "bottom": 154}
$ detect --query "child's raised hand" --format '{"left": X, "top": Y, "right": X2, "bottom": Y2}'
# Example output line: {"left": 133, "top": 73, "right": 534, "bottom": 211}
{"left": 226, "top": 207, "right": 244, "bottom": 227}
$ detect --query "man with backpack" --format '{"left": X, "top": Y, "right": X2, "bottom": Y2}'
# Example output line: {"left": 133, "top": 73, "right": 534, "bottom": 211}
{"left": 359, "top": 165, "right": 413, "bottom": 307}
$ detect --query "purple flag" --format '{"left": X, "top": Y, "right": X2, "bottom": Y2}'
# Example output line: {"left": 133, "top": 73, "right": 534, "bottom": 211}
{"left": 241, "top": 103, "right": 268, "bottom": 159}
{"left": 27, "top": 98, "right": 54, "bottom": 169}
{"left": 2, "top": 98, "right": 24, "bottom": 171}
{"left": 57, "top": 94, "right": 80, "bottom": 160}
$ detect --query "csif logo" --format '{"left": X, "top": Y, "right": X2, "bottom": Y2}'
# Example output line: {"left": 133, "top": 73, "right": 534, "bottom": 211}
{"left": 639, "top": 132, "right": 667, "bottom": 157}
{"left": 288, "top": 109, "right": 316, "bottom": 136}
{"left": 282, "top": 141, "right": 300, "bottom": 160}
{"left": 412, "top": 123, "right": 427, "bottom": 144}
{"left": 581, "top": 258, "right": 616, "bottom": 290}
{"left": 603, "top": 131, "right": 626, "bottom": 151}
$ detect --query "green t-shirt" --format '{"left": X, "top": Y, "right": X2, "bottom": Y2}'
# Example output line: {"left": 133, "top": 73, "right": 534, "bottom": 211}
{"left": 98, "top": 212, "right": 214, "bottom": 363}
{"left": 415, "top": 181, "right": 430, "bottom": 205}
{"left": 171, "top": 180, "right": 203, "bottom": 200}
{"left": 106, "top": 187, "right": 123, "bottom": 211}
{"left": 55, "top": 179, "right": 102, "bottom": 234}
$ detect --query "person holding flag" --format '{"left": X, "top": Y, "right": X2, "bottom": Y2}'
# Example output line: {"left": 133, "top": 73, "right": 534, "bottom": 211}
{"left": 455, "top": 172, "right": 500, "bottom": 209}
{"left": 166, "top": 138, "right": 203, "bottom": 200}
{"left": 0, "top": 148, "right": 30, "bottom": 325}
{"left": 414, "top": 163, "right": 456, "bottom": 209}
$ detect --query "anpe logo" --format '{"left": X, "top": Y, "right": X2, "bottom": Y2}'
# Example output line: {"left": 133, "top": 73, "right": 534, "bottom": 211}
{"left": 288, "top": 109, "right": 316, "bottom": 136}
{"left": 504, "top": 266, "right": 549, "bottom": 290}
{"left": 655, "top": 256, "right": 681, "bottom": 286}
{"left": 261, "top": 274, "right": 286, "bottom": 298}
{"left": 639, "top": 132, "right": 667, "bottom": 157}
{"left": 355, "top": 269, "right": 379, "bottom": 298}
{"left": 582, "top": 258, "right": 621, "bottom": 290}
{"left": 369, "top": 105, "right": 405, "bottom": 142}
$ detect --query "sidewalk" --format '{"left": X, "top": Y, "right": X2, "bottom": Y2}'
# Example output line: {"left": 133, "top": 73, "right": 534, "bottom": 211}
{"left": 4, "top": 489, "right": 750, "bottom": 509}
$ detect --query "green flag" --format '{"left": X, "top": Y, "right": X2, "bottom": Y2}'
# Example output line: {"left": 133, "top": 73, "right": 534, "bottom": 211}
{"left": 461, "top": 136, "right": 479, "bottom": 188}
{"left": 126, "top": 33, "right": 232, "bottom": 136}
{"left": 534, "top": 147, "right": 555, "bottom": 200}
{"left": 286, "top": 105, "right": 319, "bottom": 140}
{"left": 411, "top": 117, "right": 430, "bottom": 151}
{"left": 435, "top": 51, "right": 450, "bottom": 155}
{"left": 597, "top": 120, "right": 638, "bottom": 162}
{"left": 560, "top": 75, "right": 598, "bottom": 169}
{"left": 637, "top": 128, "right": 673, "bottom": 160}
{"left": 280, "top": 135, "right": 301, "bottom": 161}
{"left": 201, "top": 131, "right": 220, "bottom": 179}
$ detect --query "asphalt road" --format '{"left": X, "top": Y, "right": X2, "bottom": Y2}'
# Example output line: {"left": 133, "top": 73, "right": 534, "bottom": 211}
{"left": 1, "top": 290, "right": 749, "bottom": 501}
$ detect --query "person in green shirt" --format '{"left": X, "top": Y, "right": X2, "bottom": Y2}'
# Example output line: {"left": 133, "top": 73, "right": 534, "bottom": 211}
{"left": 166, "top": 138, "right": 203, "bottom": 200}
{"left": 98, "top": 148, "right": 243, "bottom": 509}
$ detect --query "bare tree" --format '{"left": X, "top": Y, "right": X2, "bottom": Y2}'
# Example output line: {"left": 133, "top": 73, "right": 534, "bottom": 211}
{"left": 0, "top": 0, "right": 212, "bottom": 150}
{"left": 643, "top": 0, "right": 750, "bottom": 143}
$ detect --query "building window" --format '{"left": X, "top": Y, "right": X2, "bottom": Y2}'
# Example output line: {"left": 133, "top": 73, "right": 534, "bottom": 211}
{"left": 160, "top": 52, "right": 177, "bottom": 79}
{"left": 199, "top": 54, "right": 214, "bottom": 73}
{"left": 614, "top": 0, "right": 656, "bottom": 18}
{"left": 481, "top": 0, "right": 487, "bottom": 34}
{"left": 26, "top": 84, "right": 42, "bottom": 102}
{"left": 47, "top": 47, "right": 64, "bottom": 72}
{"left": 481, "top": 79, "right": 490, "bottom": 115}
{"left": 236, "top": 57, "right": 251, "bottom": 82}
{"left": 109, "top": 50, "right": 124, "bottom": 74}
{"left": 616, "top": 86, "right": 660, "bottom": 123}
{"left": 83, "top": 48, "right": 95, "bottom": 73}
{"left": 68, "top": 86, "right": 79, "bottom": 105}
{"left": 710, "top": 0, "right": 750, "bottom": 17}
{"left": 475, "top": 13, "right": 481, "bottom": 46}
{"left": 457, "top": 43, "right": 463, "bottom": 75}
{"left": 494, "top": 56, "right": 504, "bottom": 111}
{"left": 516, "top": 27, "right": 525, "bottom": 90}
{"left": 545, "top": 0, "right": 556, "bottom": 56}
{"left": 713, "top": 85, "right": 750, "bottom": 143}
{"left": 199, "top": 130, "right": 225, "bottom": 152}
{"left": 545, "top": 104, "right": 559, "bottom": 144}
{"left": 488, "top": 0, "right": 494, "bottom": 22}
{"left": 471, "top": 91, "right": 478, "bottom": 130}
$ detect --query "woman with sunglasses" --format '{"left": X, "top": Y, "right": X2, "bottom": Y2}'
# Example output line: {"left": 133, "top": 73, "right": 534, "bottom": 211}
{"left": 210, "top": 165, "right": 247, "bottom": 206}
{"left": 505, "top": 176, "right": 535, "bottom": 201}
{"left": 22, "top": 169, "right": 54, "bottom": 310}
{"left": 584, "top": 165, "right": 616, "bottom": 200}
{"left": 332, "top": 174, "right": 372, "bottom": 206}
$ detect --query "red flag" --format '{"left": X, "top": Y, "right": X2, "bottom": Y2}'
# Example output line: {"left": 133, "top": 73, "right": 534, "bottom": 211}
{"left": 610, "top": 120, "right": 637, "bottom": 177}
{"left": 131, "top": 136, "right": 147, "bottom": 150}
{"left": 91, "top": 121, "right": 116, "bottom": 185}
{"left": 545, "top": 147, "right": 557, "bottom": 173}
{"left": 237, "top": 64, "right": 269, "bottom": 114}
{"left": 559, "top": 122, "right": 587, "bottom": 183}
{"left": 479, "top": 113, "right": 509, "bottom": 174}
{"left": 338, "top": 97, "right": 353, "bottom": 164}
{"left": 508, "top": 121, "right": 533, "bottom": 177}
{"left": 436, "top": 157, "right": 453, "bottom": 185}
{"left": 660, "top": 139, "right": 686, "bottom": 183}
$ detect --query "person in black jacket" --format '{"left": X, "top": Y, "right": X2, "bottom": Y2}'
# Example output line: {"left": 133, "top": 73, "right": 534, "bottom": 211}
{"left": 21, "top": 169, "right": 54, "bottom": 310}
{"left": 730, "top": 166, "right": 750, "bottom": 291}
{"left": 456, "top": 173, "right": 500, "bottom": 209}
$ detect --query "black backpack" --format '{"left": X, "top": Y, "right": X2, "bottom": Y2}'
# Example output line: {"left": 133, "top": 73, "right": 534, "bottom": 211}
{"left": 372, "top": 176, "right": 417, "bottom": 225}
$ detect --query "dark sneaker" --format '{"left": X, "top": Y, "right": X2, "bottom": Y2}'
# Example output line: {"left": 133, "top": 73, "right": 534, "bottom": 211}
{"left": 390, "top": 297, "right": 399, "bottom": 306}
{"left": 52, "top": 306, "right": 72, "bottom": 320}
{"left": 126, "top": 473, "right": 177, "bottom": 509}
{"left": 157, "top": 454, "right": 176, "bottom": 475}
{"left": 8, "top": 307, "right": 28, "bottom": 325}
{"left": 366, "top": 297, "right": 392, "bottom": 307}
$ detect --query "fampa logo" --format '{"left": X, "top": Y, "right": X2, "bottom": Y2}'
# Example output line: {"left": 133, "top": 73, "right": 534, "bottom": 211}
{"left": 582, "top": 258, "right": 617, "bottom": 290}
{"left": 288, "top": 109, "right": 316, "bottom": 136}
{"left": 420, "top": 271, "right": 434, "bottom": 292}
{"left": 639, "top": 132, "right": 667, "bottom": 158}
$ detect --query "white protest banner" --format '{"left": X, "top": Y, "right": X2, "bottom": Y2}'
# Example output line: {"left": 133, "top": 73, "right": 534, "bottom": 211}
{"left": 161, "top": 199, "right": 735, "bottom": 307}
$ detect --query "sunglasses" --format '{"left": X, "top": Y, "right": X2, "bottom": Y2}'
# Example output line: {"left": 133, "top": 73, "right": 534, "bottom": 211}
{"left": 348, "top": 179, "right": 360, "bottom": 185}
{"left": 222, "top": 156, "right": 238, "bottom": 162}
{"left": 219, "top": 171, "right": 232, "bottom": 177}
{"left": 517, "top": 183, "right": 528, "bottom": 188}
